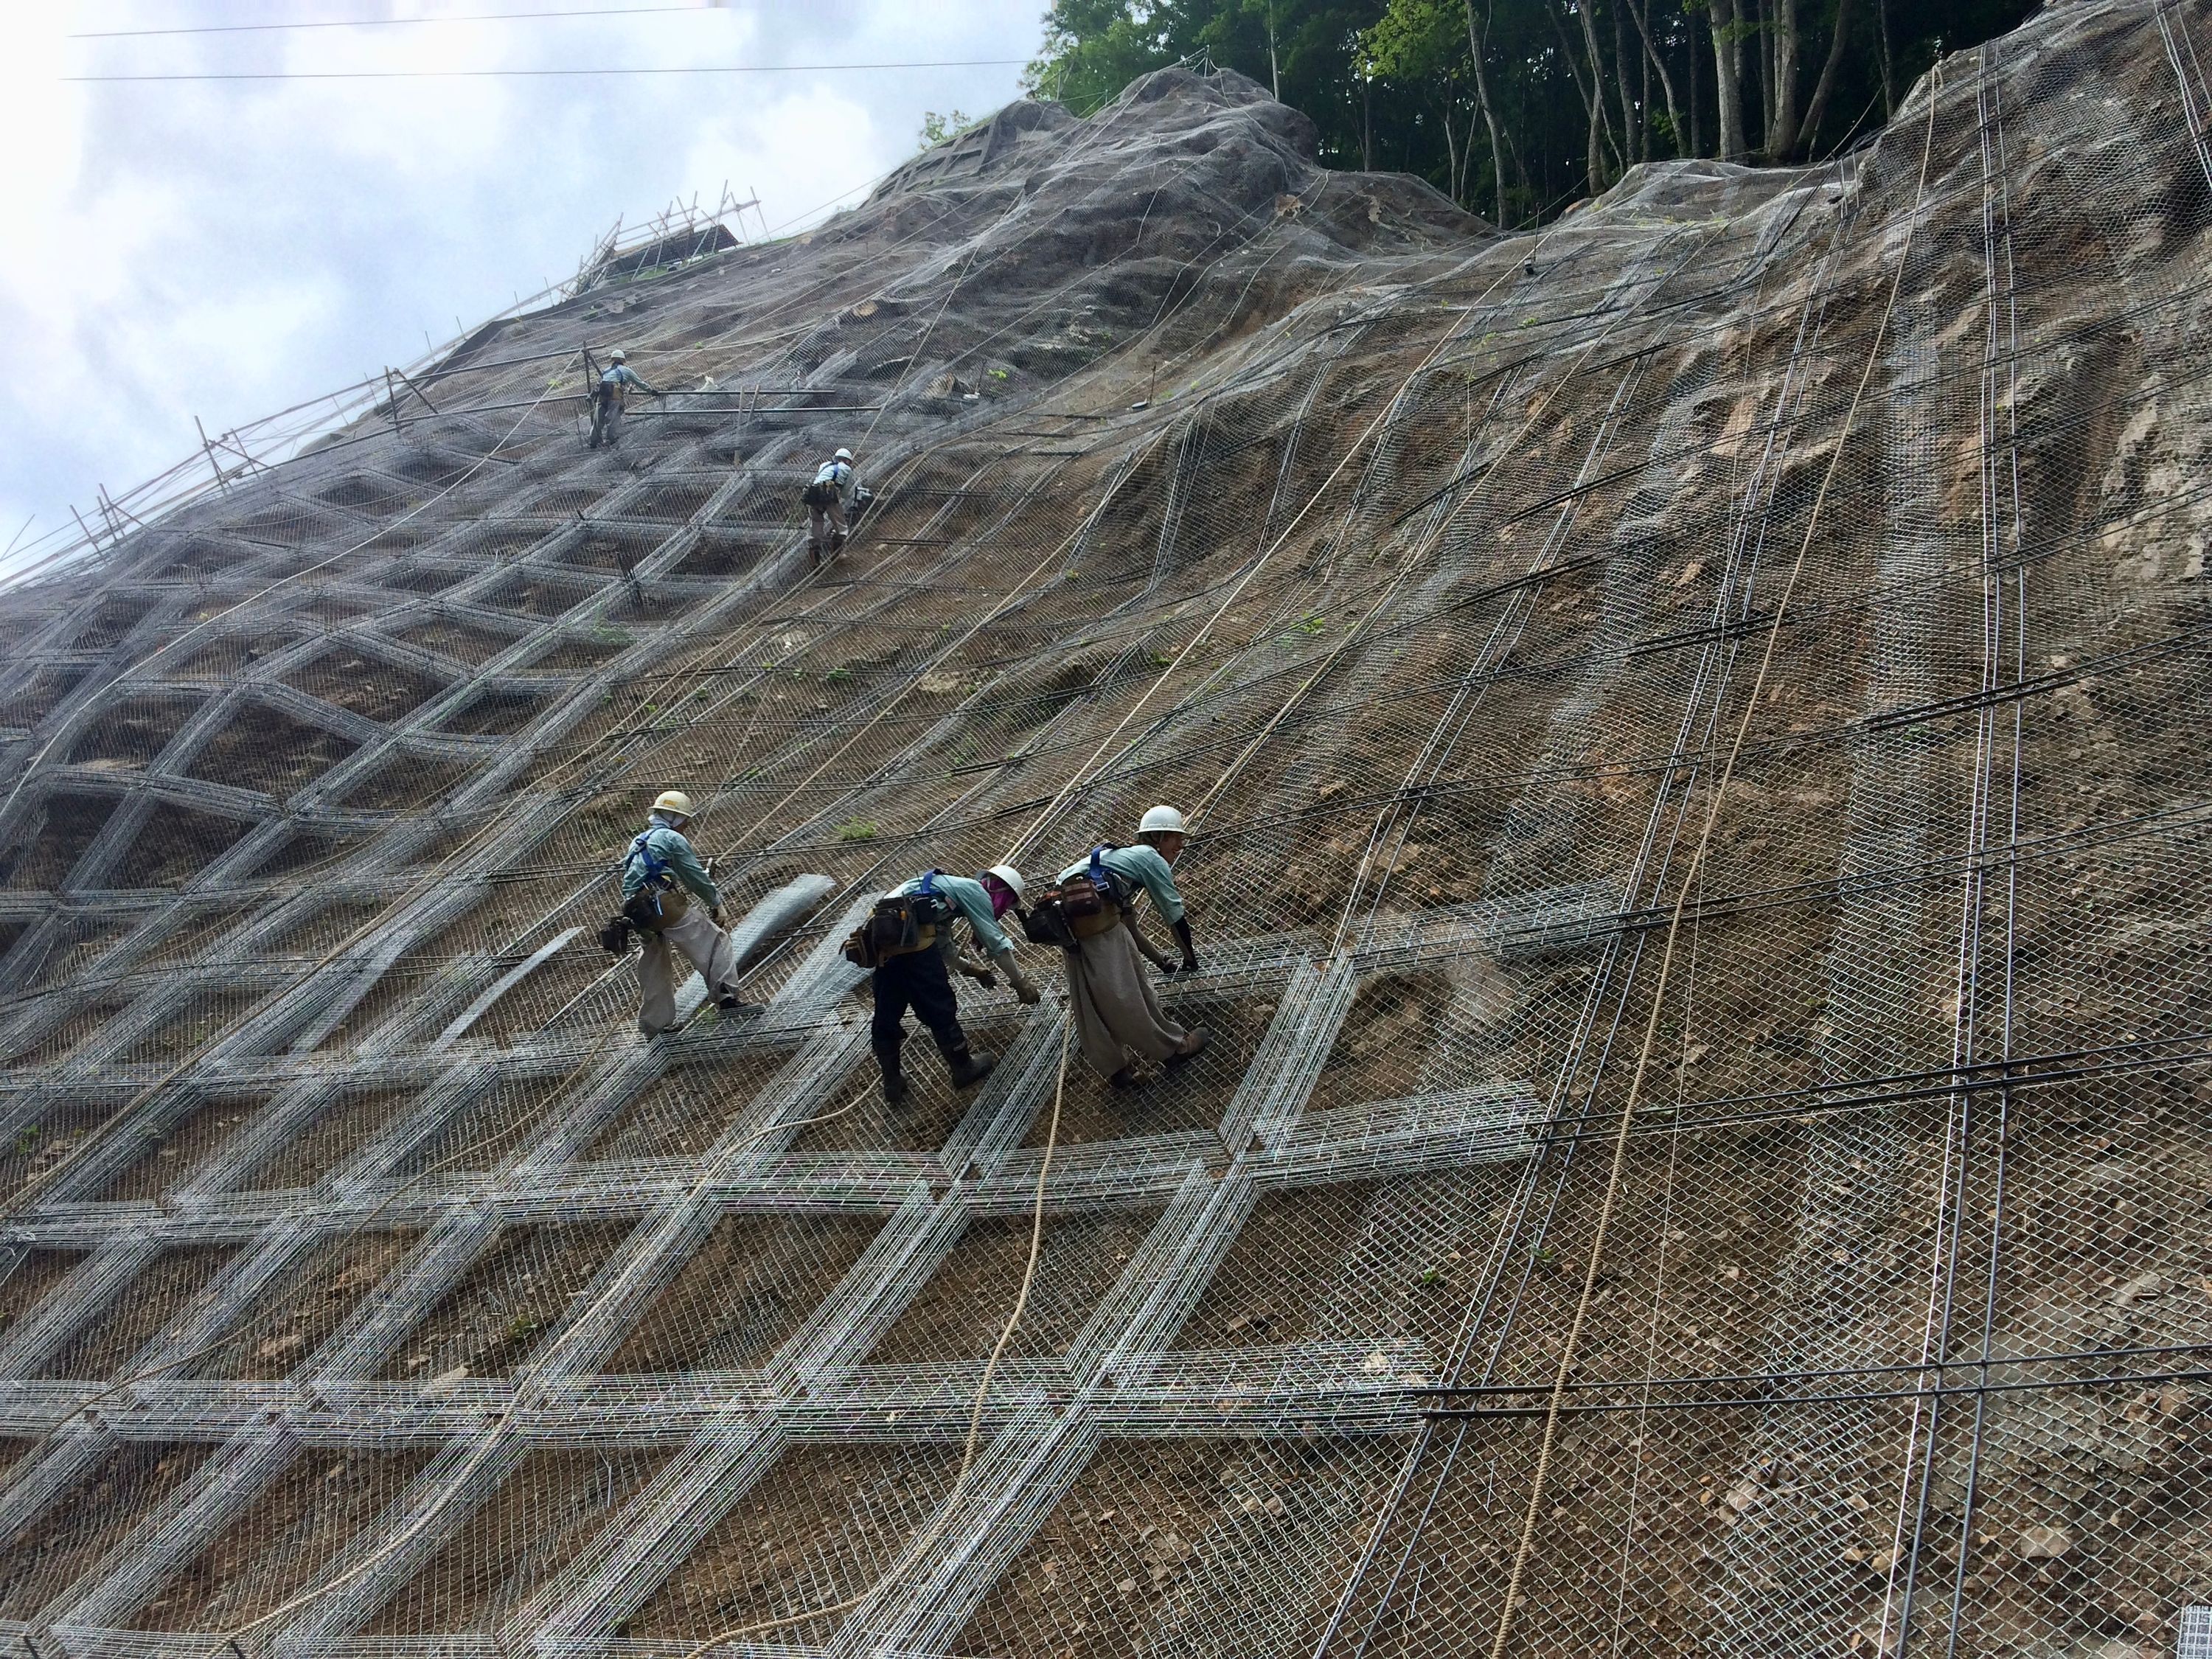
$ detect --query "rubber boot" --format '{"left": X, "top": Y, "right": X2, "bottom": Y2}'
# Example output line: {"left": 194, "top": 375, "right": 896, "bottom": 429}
{"left": 1165, "top": 1026, "right": 1211, "bottom": 1067}
{"left": 946, "top": 1045, "right": 996, "bottom": 1089}
{"left": 874, "top": 1039, "right": 908, "bottom": 1105}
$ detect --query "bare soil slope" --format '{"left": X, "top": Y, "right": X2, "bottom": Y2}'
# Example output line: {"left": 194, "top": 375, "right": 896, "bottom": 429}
{"left": 0, "top": 5, "right": 2209, "bottom": 1655}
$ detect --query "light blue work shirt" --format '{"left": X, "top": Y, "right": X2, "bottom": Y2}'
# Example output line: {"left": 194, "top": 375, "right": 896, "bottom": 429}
{"left": 811, "top": 458, "right": 855, "bottom": 504}
{"left": 897, "top": 870, "right": 1012, "bottom": 958}
{"left": 1057, "top": 844, "right": 1185, "bottom": 925}
{"left": 622, "top": 818, "right": 719, "bottom": 907}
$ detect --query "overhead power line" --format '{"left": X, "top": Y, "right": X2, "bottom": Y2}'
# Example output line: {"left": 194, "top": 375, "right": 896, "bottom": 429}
{"left": 62, "top": 59, "right": 1032, "bottom": 83}
{"left": 68, "top": 4, "right": 724, "bottom": 38}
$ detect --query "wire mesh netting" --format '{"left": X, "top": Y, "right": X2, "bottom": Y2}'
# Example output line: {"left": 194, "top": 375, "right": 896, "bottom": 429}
{"left": 1, "top": 2, "right": 2211, "bottom": 1654}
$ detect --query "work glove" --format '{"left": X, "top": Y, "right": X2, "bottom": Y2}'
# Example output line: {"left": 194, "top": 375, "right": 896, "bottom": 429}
{"left": 710, "top": 905, "right": 726, "bottom": 927}
{"left": 995, "top": 950, "right": 1043, "bottom": 1006}
{"left": 956, "top": 953, "right": 998, "bottom": 987}
{"left": 1169, "top": 918, "right": 1200, "bottom": 975}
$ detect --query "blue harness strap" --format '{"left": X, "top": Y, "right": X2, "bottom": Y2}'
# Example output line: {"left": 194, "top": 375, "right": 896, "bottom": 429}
{"left": 1088, "top": 845, "right": 1130, "bottom": 906}
{"left": 625, "top": 830, "right": 672, "bottom": 884}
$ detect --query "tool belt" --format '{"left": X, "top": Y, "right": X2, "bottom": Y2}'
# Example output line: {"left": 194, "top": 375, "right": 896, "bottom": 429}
{"left": 802, "top": 479, "right": 838, "bottom": 509}
{"left": 621, "top": 880, "right": 689, "bottom": 934}
{"left": 844, "top": 886, "right": 945, "bottom": 969}
{"left": 1022, "top": 872, "right": 1124, "bottom": 948}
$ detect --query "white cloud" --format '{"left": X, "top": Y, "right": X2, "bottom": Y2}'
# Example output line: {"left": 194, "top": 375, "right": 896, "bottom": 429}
{"left": 0, "top": 0, "right": 1042, "bottom": 571}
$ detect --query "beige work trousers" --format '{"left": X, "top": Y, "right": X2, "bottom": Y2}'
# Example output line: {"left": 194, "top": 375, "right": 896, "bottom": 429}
{"left": 808, "top": 498, "right": 849, "bottom": 552}
{"left": 1064, "top": 917, "right": 1187, "bottom": 1078}
{"left": 637, "top": 905, "right": 742, "bottom": 1035}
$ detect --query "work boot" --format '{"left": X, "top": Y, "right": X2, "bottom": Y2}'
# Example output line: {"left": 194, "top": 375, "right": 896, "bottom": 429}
{"left": 1109, "top": 1065, "right": 1140, "bottom": 1091}
{"left": 874, "top": 1040, "right": 908, "bottom": 1106}
{"left": 946, "top": 1046, "right": 996, "bottom": 1089}
{"left": 1165, "top": 1027, "right": 1210, "bottom": 1067}
{"left": 714, "top": 992, "right": 758, "bottom": 1016}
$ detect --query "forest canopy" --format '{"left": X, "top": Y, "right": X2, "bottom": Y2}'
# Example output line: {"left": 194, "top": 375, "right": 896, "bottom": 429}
{"left": 1025, "top": 0, "right": 2037, "bottom": 226}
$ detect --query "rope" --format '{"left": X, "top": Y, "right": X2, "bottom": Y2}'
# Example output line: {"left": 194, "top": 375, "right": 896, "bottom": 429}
{"left": 672, "top": 1018, "right": 1073, "bottom": 1659}
{"left": 1479, "top": 69, "right": 1944, "bottom": 1659}
{"left": 223, "top": 1085, "right": 866, "bottom": 1644}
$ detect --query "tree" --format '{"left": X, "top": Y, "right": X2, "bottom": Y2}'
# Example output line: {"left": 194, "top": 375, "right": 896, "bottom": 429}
{"left": 917, "top": 109, "right": 975, "bottom": 151}
{"left": 1024, "top": 0, "right": 2034, "bottom": 222}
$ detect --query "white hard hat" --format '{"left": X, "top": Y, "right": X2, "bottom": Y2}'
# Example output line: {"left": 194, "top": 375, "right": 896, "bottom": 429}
{"left": 835, "top": 447, "right": 853, "bottom": 462}
{"left": 610, "top": 348, "right": 627, "bottom": 362}
{"left": 653, "top": 789, "right": 695, "bottom": 818}
{"left": 983, "top": 863, "right": 1025, "bottom": 902}
{"left": 1138, "top": 805, "right": 1186, "bottom": 839}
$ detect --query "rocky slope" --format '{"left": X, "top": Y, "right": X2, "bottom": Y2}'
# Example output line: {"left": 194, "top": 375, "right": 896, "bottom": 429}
{"left": 0, "top": 4, "right": 2208, "bottom": 1655}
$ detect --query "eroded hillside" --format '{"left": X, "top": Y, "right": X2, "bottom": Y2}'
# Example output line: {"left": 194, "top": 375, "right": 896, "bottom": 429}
{"left": 0, "top": 4, "right": 2209, "bottom": 1655}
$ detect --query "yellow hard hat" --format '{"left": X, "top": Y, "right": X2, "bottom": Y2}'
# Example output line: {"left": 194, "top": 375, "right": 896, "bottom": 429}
{"left": 652, "top": 790, "right": 695, "bottom": 818}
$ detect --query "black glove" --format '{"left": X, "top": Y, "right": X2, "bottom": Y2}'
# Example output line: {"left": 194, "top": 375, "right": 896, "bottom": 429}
{"left": 1169, "top": 918, "right": 1199, "bottom": 975}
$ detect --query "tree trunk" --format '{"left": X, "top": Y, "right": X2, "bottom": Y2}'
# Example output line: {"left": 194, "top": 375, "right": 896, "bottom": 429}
{"left": 1767, "top": 0, "right": 1805, "bottom": 157}
{"left": 1876, "top": 0, "right": 1897, "bottom": 116}
{"left": 1442, "top": 86, "right": 1462, "bottom": 201}
{"left": 1711, "top": 0, "right": 1748, "bottom": 161}
{"left": 1614, "top": 0, "right": 1641, "bottom": 164}
{"left": 1579, "top": 0, "right": 1623, "bottom": 181}
{"left": 1751, "top": 0, "right": 1771, "bottom": 148}
{"left": 1688, "top": 5, "right": 1703, "bottom": 155}
{"left": 1465, "top": 1, "right": 1512, "bottom": 223}
{"left": 1551, "top": 0, "right": 1616, "bottom": 192}
{"left": 1628, "top": 0, "right": 1672, "bottom": 157}
{"left": 1627, "top": 0, "right": 1683, "bottom": 156}
{"left": 1796, "top": 0, "right": 1857, "bottom": 159}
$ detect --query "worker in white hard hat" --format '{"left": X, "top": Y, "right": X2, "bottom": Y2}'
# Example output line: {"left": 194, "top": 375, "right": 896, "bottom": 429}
{"left": 616, "top": 789, "right": 749, "bottom": 1035}
{"left": 1051, "top": 805, "right": 1207, "bottom": 1088}
{"left": 802, "top": 447, "right": 858, "bottom": 563}
{"left": 588, "top": 348, "right": 661, "bottom": 451}
{"left": 869, "top": 863, "right": 1039, "bottom": 1104}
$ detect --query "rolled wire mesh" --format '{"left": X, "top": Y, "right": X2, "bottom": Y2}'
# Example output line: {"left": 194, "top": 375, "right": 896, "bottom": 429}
{"left": 0, "top": 4, "right": 2207, "bottom": 1655}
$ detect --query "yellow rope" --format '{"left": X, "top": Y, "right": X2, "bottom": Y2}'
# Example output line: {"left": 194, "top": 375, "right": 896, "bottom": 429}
{"left": 1481, "top": 72, "right": 1944, "bottom": 1659}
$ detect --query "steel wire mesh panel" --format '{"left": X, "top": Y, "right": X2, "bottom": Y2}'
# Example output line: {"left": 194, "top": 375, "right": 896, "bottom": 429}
{"left": 0, "top": 4, "right": 2207, "bottom": 1656}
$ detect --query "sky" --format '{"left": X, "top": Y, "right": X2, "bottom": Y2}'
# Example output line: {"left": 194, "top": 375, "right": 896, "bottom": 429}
{"left": 1, "top": 1, "right": 1043, "bottom": 578}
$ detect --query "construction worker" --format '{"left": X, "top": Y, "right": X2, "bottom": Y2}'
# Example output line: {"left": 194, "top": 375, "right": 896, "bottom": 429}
{"left": 1056, "top": 806, "right": 1208, "bottom": 1088}
{"left": 802, "top": 447, "right": 857, "bottom": 563}
{"left": 620, "top": 790, "right": 748, "bottom": 1036}
{"left": 588, "top": 349, "right": 660, "bottom": 450}
{"left": 871, "top": 863, "right": 1039, "bottom": 1104}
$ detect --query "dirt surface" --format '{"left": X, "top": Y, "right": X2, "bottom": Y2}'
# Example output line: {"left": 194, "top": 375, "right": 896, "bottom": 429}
{"left": 624, "top": 1444, "right": 961, "bottom": 1642}
{"left": 245, "top": 1085, "right": 416, "bottom": 1189}
{"left": 378, "top": 1222, "right": 627, "bottom": 1380}
{"left": 607, "top": 1210, "right": 884, "bottom": 1373}
{"left": 1, "top": 7, "right": 2210, "bottom": 1654}
{"left": 361, "top": 1447, "right": 670, "bottom": 1634}
{"left": 0, "top": 1443, "right": 211, "bottom": 1620}
{"left": 863, "top": 1204, "right": 1164, "bottom": 1366}
{"left": 135, "top": 1448, "right": 434, "bottom": 1630}
{"left": 201, "top": 1228, "right": 421, "bottom": 1380}
{"left": 41, "top": 1245, "right": 237, "bottom": 1380}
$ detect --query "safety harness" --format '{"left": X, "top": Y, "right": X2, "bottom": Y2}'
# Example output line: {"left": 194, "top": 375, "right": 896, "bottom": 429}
{"left": 1021, "top": 846, "right": 1130, "bottom": 948}
{"left": 844, "top": 869, "right": 950, "bottom": 968}
{"left": 619, "top": 830, "right": 692, "bottom": 933}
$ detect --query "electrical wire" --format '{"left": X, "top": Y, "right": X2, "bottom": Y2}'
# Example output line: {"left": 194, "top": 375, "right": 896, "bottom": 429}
{"left": 69, "top": 4, "right": 740, "bottom": 38}
{"left": 62, "top": 59, "right": 1031, "bottom": 83}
